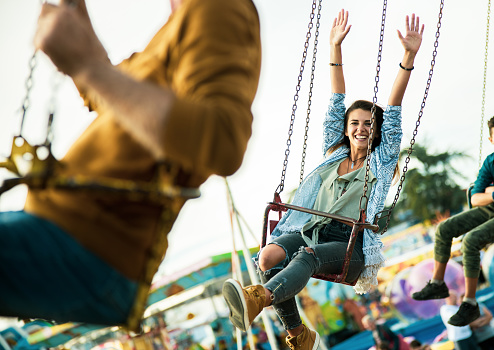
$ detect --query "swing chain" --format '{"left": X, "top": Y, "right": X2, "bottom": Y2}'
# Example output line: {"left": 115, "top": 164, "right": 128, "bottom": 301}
{"left": 275, "top": 0, "right": 319, "bottom": 195}
{"left": 359, "top": 0, "right": 387, "bottom": 213}
{"left": 44, "top": 74, "right": 63, "bottom": 147}
{"left": 19, "top": 52, "right": 38, "bottom": 136}
{"left": 17, "top": 0, "right": 83, "bottom": 146}
{"left": 299, "top": 0, "right": 322, "bottom": 184}
{"left": 380, "top": 0, "right": 445, "bottom": 235}
{"left": 479, "top": 0, "right": 491, "bottom": 169}
{"left": 17, "top": 53, "right": 62, "bottom": 150}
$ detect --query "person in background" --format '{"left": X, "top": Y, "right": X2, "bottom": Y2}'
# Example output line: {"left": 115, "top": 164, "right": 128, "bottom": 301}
{"left": 376, "top": 342, "right": 392, "bottom": 350}
{"left": 412, "top": 116, "right": 494, "bottom": 327}
{"left": 343, "top": 297, "right": 367, "bottom": 331}
{"left": 409, "top": 339, "right": 422, "bottom": 350}
{"left": 469, "top": 299, "right": 494, "bottom": 350}
{"left": 440, "top": 292, "right": 481, "bottom": 350}
{"left": 362, "top": 315, "right": 410, "bottom": 350}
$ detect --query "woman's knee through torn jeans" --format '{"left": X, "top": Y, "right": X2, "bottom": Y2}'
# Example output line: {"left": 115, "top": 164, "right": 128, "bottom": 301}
{"left": 258, "top": 220, "right": 364, "bottom": 330}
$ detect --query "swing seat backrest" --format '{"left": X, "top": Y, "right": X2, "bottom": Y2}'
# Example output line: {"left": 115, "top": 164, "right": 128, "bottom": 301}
{"left": 467, "top": 183, "right": 474, "bottom": 209}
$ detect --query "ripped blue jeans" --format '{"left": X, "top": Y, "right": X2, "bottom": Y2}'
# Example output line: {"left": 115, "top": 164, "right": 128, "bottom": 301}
{"left": 258, "top": 221, "right": 364, "bottom": 330}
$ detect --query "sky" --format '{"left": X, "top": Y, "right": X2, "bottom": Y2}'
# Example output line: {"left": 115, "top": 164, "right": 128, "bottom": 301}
{"left": 0, "top": 0, "right": 493, "bottom": 281}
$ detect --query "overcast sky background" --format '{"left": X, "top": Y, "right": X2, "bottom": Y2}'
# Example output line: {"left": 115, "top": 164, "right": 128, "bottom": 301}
{"left": 0, "top": 0, "right": 492, "bottom": 281}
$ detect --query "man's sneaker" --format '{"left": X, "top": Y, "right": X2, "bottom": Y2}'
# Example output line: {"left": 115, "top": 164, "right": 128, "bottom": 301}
{"left": 448, "top": 302, "right": 481, "bottom": 327}
{"left": 411, "top": 281, "right": 449, "bottom": 300}
{"left": 286, "top": 325, "right": 320, "bottom": 350}
{"left": 222, "top": 279, "right": 265, "bottom": 331}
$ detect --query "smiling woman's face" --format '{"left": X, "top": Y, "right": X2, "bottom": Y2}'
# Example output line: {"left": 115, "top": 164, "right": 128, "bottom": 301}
{"left": 345, "top": 108, "right": 373, "bottom": 153}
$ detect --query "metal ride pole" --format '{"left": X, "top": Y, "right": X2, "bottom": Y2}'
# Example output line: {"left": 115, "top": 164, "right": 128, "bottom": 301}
{"left": 225, "top": 179, "right": 280, "bottom": 350}
{"left": 226, "top": 186, "right": 251, "bottom": 350}
{"left": 233, "top": 209, "right": 279, "bottom": 350}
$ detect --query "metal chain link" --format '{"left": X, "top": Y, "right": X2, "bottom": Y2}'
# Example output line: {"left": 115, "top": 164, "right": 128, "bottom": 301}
{"left": 19, "top": 0, "right": 82, "bottom": 139}
{"left": 44, "top": 72, "right": 63, "bottom": 146}
{"left": 19, "top": 52, "right": 38, "bottom": 136}
{"left": 299, "top": 0, "right": 322, "bottom": 184}
{"left": 479, "top": 0, "right": 491, "bottom": 169}
{"left": 380, "top": 0, "right": 445, "bottom": 235}
{"left": 275, "top": 0, "right": 319, "bottom": 195}
{"left": 359, "top": 0, "right": 387, "bottom": 213}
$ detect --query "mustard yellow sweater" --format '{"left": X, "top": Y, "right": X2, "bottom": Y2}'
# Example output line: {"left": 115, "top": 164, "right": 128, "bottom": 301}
{"left": 25, "top": 0, "right": 261, "bottom": 281}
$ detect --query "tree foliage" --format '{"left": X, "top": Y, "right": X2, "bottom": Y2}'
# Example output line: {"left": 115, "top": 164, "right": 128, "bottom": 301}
{"left": 383, "top": 144, "right": 470, "bottom": 228}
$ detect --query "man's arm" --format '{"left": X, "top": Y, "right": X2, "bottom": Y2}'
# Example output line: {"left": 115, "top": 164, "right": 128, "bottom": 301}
{"left": 388, "top": 14, "right": 424, "bottom": 106}
{"left": 471, "top": 190, "right": 494, "bottom": 207}
{"left": 34, "top": 1, "right": 176, "bottom": 161}
{"left": 35, "top": 0, "right": 261, "bottom": 176}
{"left": 471, "top": 156, "right": 494, "bottom": 207}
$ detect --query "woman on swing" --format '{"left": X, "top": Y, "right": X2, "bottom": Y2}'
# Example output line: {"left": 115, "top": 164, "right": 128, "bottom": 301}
{"left": 223, "top": 9, "right": 424, "bottom": 350}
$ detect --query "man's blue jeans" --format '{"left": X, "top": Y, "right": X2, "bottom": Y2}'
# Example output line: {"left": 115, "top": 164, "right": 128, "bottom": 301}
{"left": 0, "top": 211, "right": 138, "bottom": 325}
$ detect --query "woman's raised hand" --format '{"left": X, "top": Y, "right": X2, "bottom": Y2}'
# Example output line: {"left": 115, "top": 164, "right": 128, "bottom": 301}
{"left": 397, "top": 14, "right": 424, "bottom": 54}
{"left": 388, "top": 13, "right": 424, "bottom": 105}
{"left": 330, "top": 9, "right": 351, "bottom": 46}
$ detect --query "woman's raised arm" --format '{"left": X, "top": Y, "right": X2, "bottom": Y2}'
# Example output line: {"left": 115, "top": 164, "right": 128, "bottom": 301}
{"left": 329, "top": 9, "right": 351, "bottom": 94}
{"left": 388, "top": 14, "right": 424, "bottom": 106}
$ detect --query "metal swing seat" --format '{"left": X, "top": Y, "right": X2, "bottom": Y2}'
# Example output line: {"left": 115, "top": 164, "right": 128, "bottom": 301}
{"left": 0, "top": 134, "right": 200, "bottom": 202}
{"left": 262, "top": 193, "right": 379, "bottom": 285}
{"left": 261, "top": 0, "right": 445, "bottom": 286}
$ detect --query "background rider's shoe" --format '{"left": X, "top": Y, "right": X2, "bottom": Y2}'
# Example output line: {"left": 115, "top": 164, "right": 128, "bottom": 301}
{"left": 222, "top": 279, "right": 265, "bottom": 331}
{"left": 286, "top": 324, "right": 320, "bottom": 350}
{"left": 411, "top": 281, "right": 449, "bottom": 300}
{"left": 448, "top": 302, "right": 480, "bottom": 327}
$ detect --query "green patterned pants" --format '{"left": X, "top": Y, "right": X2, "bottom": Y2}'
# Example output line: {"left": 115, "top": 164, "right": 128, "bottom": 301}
{"left": 435, "top": 204, "right": 494, "bottom": 278}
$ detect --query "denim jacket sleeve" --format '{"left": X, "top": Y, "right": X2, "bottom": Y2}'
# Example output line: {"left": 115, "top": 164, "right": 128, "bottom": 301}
{"left": 322, "top": 93, "right": 346, "bottom": 155}
{"left": 366, "top": 104, "right": 402, "bottom": 225}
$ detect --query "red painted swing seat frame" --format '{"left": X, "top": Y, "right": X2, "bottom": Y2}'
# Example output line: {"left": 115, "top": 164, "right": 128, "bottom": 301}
{"left": 260, "top": 193, "right": 379, "bottom": 286}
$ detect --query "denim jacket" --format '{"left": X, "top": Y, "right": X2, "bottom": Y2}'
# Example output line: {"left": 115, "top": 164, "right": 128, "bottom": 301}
{"left": 267, "top": 93, "right": 402, "bottom": 294}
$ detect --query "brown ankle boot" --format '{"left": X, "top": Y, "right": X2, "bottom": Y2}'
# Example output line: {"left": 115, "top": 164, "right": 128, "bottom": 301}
{"left": 286, "top": 324, "right": 320, "bottom": 350}
{"left": 222, "top": 278, "right": 265, "bottom": 331}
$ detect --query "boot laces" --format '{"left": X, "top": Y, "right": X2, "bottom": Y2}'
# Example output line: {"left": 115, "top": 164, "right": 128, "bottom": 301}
{"left": 246, "top": 285, "right": 260, "bottom": 297}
